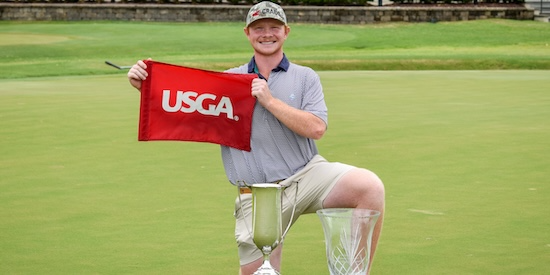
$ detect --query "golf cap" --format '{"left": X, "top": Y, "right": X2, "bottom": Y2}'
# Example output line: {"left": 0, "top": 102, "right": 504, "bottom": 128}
{"left": 246, "top": 1, "right": 287, "bottom": 27}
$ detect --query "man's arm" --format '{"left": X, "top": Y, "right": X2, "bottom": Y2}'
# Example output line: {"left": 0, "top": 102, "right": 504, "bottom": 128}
{"left": 251, "top": 78, "right": 326, "bottom": 140}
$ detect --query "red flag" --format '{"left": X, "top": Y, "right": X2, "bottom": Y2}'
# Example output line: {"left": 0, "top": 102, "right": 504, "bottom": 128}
{"left": 139, "top": 61, "right": 257, "bottom": 151}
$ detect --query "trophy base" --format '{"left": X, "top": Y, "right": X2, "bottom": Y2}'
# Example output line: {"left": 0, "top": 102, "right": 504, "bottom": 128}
{"left": 253, "top": 267, "right": 280, "bottom": 275}
{"left": 253, "top": 259, "right": 280, "bottom": 275}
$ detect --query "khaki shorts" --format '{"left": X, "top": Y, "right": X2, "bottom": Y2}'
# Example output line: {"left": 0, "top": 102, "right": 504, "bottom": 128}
{"left": 233, "top": 154, "right": 355, "bottom": 265}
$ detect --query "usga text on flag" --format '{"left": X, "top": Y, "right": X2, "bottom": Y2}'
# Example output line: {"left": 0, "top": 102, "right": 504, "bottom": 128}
{"left": 161, "top": 90, "right": 237, "bottom": 120}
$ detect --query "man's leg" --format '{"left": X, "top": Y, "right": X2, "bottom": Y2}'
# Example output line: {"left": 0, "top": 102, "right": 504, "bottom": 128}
{"left": 322, "top": 168, "right": 385, "bottom": 273}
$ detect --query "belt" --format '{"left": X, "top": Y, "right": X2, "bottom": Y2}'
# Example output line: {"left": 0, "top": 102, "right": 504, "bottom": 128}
{"left": 239, "top": 180, "right": 285, "bottom": 195}
{"left": 239, "top": 187, "right": 252, "bottom": 194}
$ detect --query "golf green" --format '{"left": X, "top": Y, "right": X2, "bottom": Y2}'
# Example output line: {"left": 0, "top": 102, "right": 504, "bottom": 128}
{"left": 1, "top": 70, "right": 548, "bottom": 274}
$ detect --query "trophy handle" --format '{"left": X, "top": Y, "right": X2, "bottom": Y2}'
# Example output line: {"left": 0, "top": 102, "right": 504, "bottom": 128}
{"left": 281, "top": 180, "right": 299, "bottom": 242}
{"left": 236, "top": 181, "right": 254, "bottom": 240}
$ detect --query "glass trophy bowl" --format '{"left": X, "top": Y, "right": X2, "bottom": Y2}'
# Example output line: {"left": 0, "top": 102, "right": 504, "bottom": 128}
{"left": 317, "top": 208, "right": 380, "bottom": 275}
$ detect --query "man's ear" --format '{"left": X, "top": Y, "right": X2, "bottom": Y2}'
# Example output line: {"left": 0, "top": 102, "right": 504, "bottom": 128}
{"left": 244, "top": 27, "right": 250, "bottom": 36}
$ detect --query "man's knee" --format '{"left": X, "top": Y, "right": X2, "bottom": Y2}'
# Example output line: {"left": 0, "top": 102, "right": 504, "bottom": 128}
{"left": 324, "top": 168, "right": 384, "bottom": 209}
{"left": 364, "top": 169, "right": 384, "bottom": 198}
{"left": 348, "top": 168, "right": 385, "bottom": 198}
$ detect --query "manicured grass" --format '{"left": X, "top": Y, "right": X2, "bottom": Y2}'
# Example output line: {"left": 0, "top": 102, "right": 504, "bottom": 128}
{"left": 1, "top": 71, "right": 549, "bottom": 274}
{"left": 1, "top": 19, "right": 549, "bottom": 274}
{"left": 1, "top": 19, "right": 549, "bottom": 79}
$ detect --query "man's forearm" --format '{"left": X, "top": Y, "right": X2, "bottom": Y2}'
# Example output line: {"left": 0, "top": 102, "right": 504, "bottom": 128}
{"left": 264, "top": 97, "right": 326, "bottom": 140}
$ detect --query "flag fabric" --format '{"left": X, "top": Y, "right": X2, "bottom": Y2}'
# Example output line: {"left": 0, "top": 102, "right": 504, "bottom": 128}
{"left": 139, "top": 60, "right": 257, "bottom": 151}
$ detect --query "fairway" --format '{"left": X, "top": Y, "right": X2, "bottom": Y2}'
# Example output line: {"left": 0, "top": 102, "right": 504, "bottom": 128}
{"left": 1, "top": 70, "right": 549, "bottom": 274}
{"left": 1, "top": 19, "right": 550, "bottom": 78}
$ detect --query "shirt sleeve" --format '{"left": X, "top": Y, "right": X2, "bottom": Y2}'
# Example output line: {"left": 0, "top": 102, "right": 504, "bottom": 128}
{"left": 301, "top": 67, "right": 328, "bottom": 127}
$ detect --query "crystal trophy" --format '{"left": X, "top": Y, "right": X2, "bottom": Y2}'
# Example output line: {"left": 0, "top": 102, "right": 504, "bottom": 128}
{"left": 317, "top": 208, "right": 380, "bottom": 275}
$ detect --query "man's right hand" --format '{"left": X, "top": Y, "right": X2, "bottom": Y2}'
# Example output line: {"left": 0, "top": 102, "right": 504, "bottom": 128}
{"left": 127, "top": 58, "right": 151, "bottom": 91}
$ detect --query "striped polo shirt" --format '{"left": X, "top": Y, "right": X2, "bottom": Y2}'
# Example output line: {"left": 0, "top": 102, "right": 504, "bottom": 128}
{"left": 222, "top": 55, "right": 328, "bottom": 185}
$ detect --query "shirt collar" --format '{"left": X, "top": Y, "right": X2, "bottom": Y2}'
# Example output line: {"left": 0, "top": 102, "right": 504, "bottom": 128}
{"left": 247, "top": 54, "right": 290, "bottom": 75}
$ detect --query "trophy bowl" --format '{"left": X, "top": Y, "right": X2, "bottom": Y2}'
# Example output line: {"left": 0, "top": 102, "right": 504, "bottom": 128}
{"left": 317, "top": 208, "right": 380, "bottom": 275}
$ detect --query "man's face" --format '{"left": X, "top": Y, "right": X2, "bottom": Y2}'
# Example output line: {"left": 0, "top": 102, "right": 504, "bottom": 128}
{"left": 245, "top": 19, "right": 290, "bottom": 56}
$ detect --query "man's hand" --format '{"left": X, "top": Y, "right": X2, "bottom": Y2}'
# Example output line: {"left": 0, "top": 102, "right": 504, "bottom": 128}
{"left": 251, "top": 78, "right": 275, "bottom": 107}
{"left": 127, "top": 58, "right": 151, "bottom": 91}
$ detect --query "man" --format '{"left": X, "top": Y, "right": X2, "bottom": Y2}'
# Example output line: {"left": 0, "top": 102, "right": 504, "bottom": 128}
{"left": 127, "top": 1, "right": 384, "bottom": 274}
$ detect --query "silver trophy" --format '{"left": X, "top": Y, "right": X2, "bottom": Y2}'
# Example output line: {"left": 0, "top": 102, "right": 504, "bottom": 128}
{"left": 237, "top": 181, "right": 298, "bottom": 275}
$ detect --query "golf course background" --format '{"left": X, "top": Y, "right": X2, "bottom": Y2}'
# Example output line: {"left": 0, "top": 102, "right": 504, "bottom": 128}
{"left": 1, "top": 20, "right": 549, "bottom": 274}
